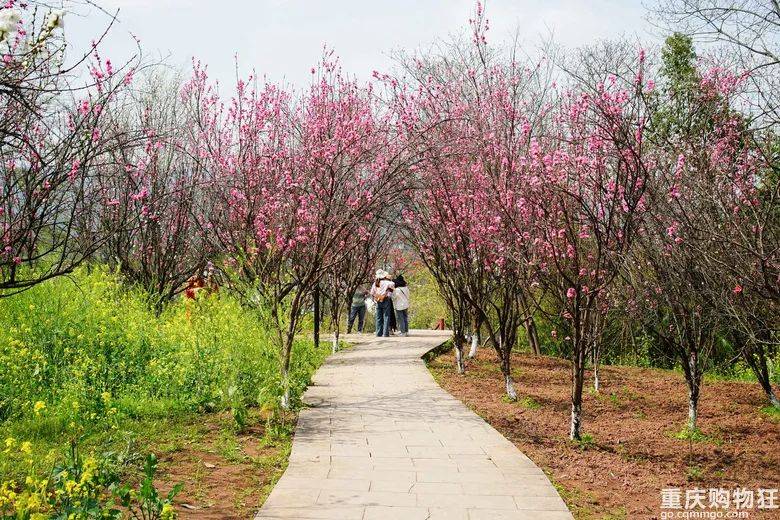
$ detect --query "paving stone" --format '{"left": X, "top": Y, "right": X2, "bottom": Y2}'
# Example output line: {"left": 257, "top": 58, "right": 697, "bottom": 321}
{"left": 317, "top": 490, "right": 417, "bottom": 507}
{"left": 469, "top": 510, "right": 575, "bottom": 520}
{"left": 274, "top": 477, "right": 370, "bottom": 492}
{"left": 256, "top": 505, "right": 364, "bottom": 519}
{"left": 409, "top": 482, "right": 463, "bottom": 495}
{"left": 369, "top": 480, "right": 414, "bottom": 493}
{"left": 428, "top": 507, "right": 470, "bottom": 519}
{"left": 255, "top": 331, "right": 573, "bottom": 520}
{"left": 363, "top": 506, "right": 430, "bottom": 520}
{"left": 417, "top": 492, "right": 517, "bottom": 509}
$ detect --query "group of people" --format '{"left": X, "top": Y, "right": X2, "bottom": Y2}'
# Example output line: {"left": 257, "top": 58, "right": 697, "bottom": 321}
{"left": 347, "top": 269, "right": 411, "bottom": 337}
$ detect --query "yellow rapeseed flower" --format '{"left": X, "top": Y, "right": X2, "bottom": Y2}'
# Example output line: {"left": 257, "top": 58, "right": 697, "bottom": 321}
{"left": 33, "top": 401, "right": 46, "bottom": 415}
{"left": 64, "top": 480, "right": 77, "bottom": 494}
{"left": 161, "top": 502, "right": 177, "bottom": 520}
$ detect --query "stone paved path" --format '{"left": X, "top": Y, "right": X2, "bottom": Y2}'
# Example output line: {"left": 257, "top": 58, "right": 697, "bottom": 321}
{"left": 256, "top": 330, "right": 573, "bottom": 520}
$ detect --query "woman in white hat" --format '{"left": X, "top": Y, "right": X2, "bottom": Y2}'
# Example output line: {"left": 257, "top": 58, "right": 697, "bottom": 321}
{"left": 369, "top": 269, "right": 395, "bottom": 337}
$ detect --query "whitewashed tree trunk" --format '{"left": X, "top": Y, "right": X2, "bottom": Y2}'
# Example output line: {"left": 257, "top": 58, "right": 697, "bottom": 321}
{"left": 570, "top": 401, "right": 582, "bottom": 440}
{"left": 688, "top": 390, "right": 698, "bottom": 430}
{"left": 468, "top": 332, "right": 479, "bottom": 358}
{"left": 505, "top": 375, "right": 517, "bottom": 401}
{"left": 331, "top": 333, "right": 339, "bottom": 354}
{"left": 593, "top": 355, "right": 601, "bottom": 392}
{"left": 768, "top": 390, "right": 780, "bottom": 409}
{"left": 570, "top": 341, "right": 586, "bottom": 440}
{"left": 455, "top": 339, "right": 466, "bottom": 374}
{"left": 498, "top": 336, "right": 518, "bottom": 401}
{"left": 280, "top": 366, "right": 291, "bottom": 410}
{"left": 686, "top": 350, "right": 700, "bottom": 430}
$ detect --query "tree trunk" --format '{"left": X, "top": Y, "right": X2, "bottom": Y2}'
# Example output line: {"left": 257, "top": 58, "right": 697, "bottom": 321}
{"left": 280, "top": 291, "right": 304, "bottom": 410}
{"left": 687, "top": 386, "right": 698, "bottom": 430}
{"left": 570, "top": 341, "right": 586, "bottom": 440}
{"left": 332, "top": 330, "right": 339, "bottom": 354}
{"left": 468, "top": 312, "right": 481, "bottom": 358}
{"left": 280, "top": 330, "right": 295, "bottom": 410}
{"left": 468, "top": 332, "right": 479, "bottom": 358}
{"left": 742, "top": 341, "right": 780, "bottom": 409}
{"left": 499, "top": 337, "right": 517, "bottom": 401}
{"left": 592, "top": 343, "right": 601, "bottom": 393}
{"left": 313, "top": 286, "right": 320, "bottom": 350}
{"left": 280, "top": 364, "right": 291, "bottom": 410}
{"left": 525, "top": 317, "right": 541, "bottom": 356}
{"left": 570, "top": 400, "right": 582, "bottom": 441}
{"left": 768, "top": 388, "right": 780, "bottom": 409}
{"left": 686, "top": 349, "right": 700, "bottom": 430}
{"left": 505, "top": 373, "right": 518, "bottom": 401}
{"left": 468, "top": 333, "right": 479, "bottom": 358}
{"left": 454, "top": 334, "right": 466, "bottom": 374}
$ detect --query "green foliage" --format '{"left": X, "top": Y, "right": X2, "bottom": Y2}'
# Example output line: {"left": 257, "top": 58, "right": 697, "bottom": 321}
{"left": 686, "top": 465, "right": 705, "bottom": 481}
{"left": 220, "top": 385, "right": 248, "bottom": 433}
{"left": 571, "top": 433, "right": 595, "bottom": 451}
{"left": 760, "top": 405, "right": 780, "bottom": 422}
{"left": 404, "top": 268, "right": 449, "bottom": 330}
{"left": 520, "top": 396, "right": 541, "bottom": 410}
{"left": 0, "top": 264, "right": 329, "bottom": 492}
{"left": 670, "top": 426, "right": 711, "bottom": 443}
{"left": 661, "top": 33, "right": 698, "bottom": 93}
{"left": 0, "top": 440, "right": 175, "bottom": 519}
{"left": 116, "top": 454, "right": 181, "bottom": 520}
{"left": 0, "top": 265, "right": 325, "bottom": 427}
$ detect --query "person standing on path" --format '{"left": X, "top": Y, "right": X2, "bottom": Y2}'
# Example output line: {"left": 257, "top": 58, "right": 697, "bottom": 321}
{"left": 347, "top": 286, "right": 368, "bottom": 334}
{"left": 370, "top": 269, "right": 395, "bottom": 337}
{"left": 391, "top": 274, "right": 410, "bottom": 336}
{"left": 387, "top": 288, "right": 397, "bottom": 335}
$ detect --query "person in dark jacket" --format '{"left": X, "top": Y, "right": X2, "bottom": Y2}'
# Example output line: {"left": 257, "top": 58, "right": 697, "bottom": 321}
{"left": 347, "top": 286, "right": 368, "bottom": 333}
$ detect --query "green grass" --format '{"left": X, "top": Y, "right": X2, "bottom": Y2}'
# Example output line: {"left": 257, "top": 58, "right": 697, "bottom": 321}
{"left": 546, "top": 471, "right": 627, "bottom": 519}
{"left": 520, "top": 396, "right": 541, "bottom": 410}
{"left": 404, "top": 268, "right": 449, "bottom": 330}
{"left": 0, "top": 265, "right": 330, "bottom": 516}
{"left": 759, "top": 405, "right": 780, "bottom": 422}
{"left": 669, "top": 425, "right": 722, "bottom": 446}
{"left": 686, "top": 464, "right": 705, "bottom": 481}
{"left": 571, "top": 433, "right": 596, "bottom": 451}
{"left": 589, "top": 386, "right": 641, "bottom": 408}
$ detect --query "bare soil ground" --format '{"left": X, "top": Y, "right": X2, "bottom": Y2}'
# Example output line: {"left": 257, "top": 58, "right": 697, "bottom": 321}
{"left": 428, "top": 348, "right": 780, "bottom": 519}
{"left": 153, "top": 411, "right": 292, "bottom": 519}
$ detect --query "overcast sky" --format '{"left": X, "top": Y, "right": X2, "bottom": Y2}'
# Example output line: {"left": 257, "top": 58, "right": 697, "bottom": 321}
{"left": 66, "top": 0, "right": 657, "bottom": 88}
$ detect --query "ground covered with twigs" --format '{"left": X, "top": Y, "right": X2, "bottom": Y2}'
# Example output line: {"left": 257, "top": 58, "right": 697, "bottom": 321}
{"left": 154, "top": 410, "right": 294, "bottom": 520}
{"left": 428, "top": 349, "right": 780, "bottom": 519}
